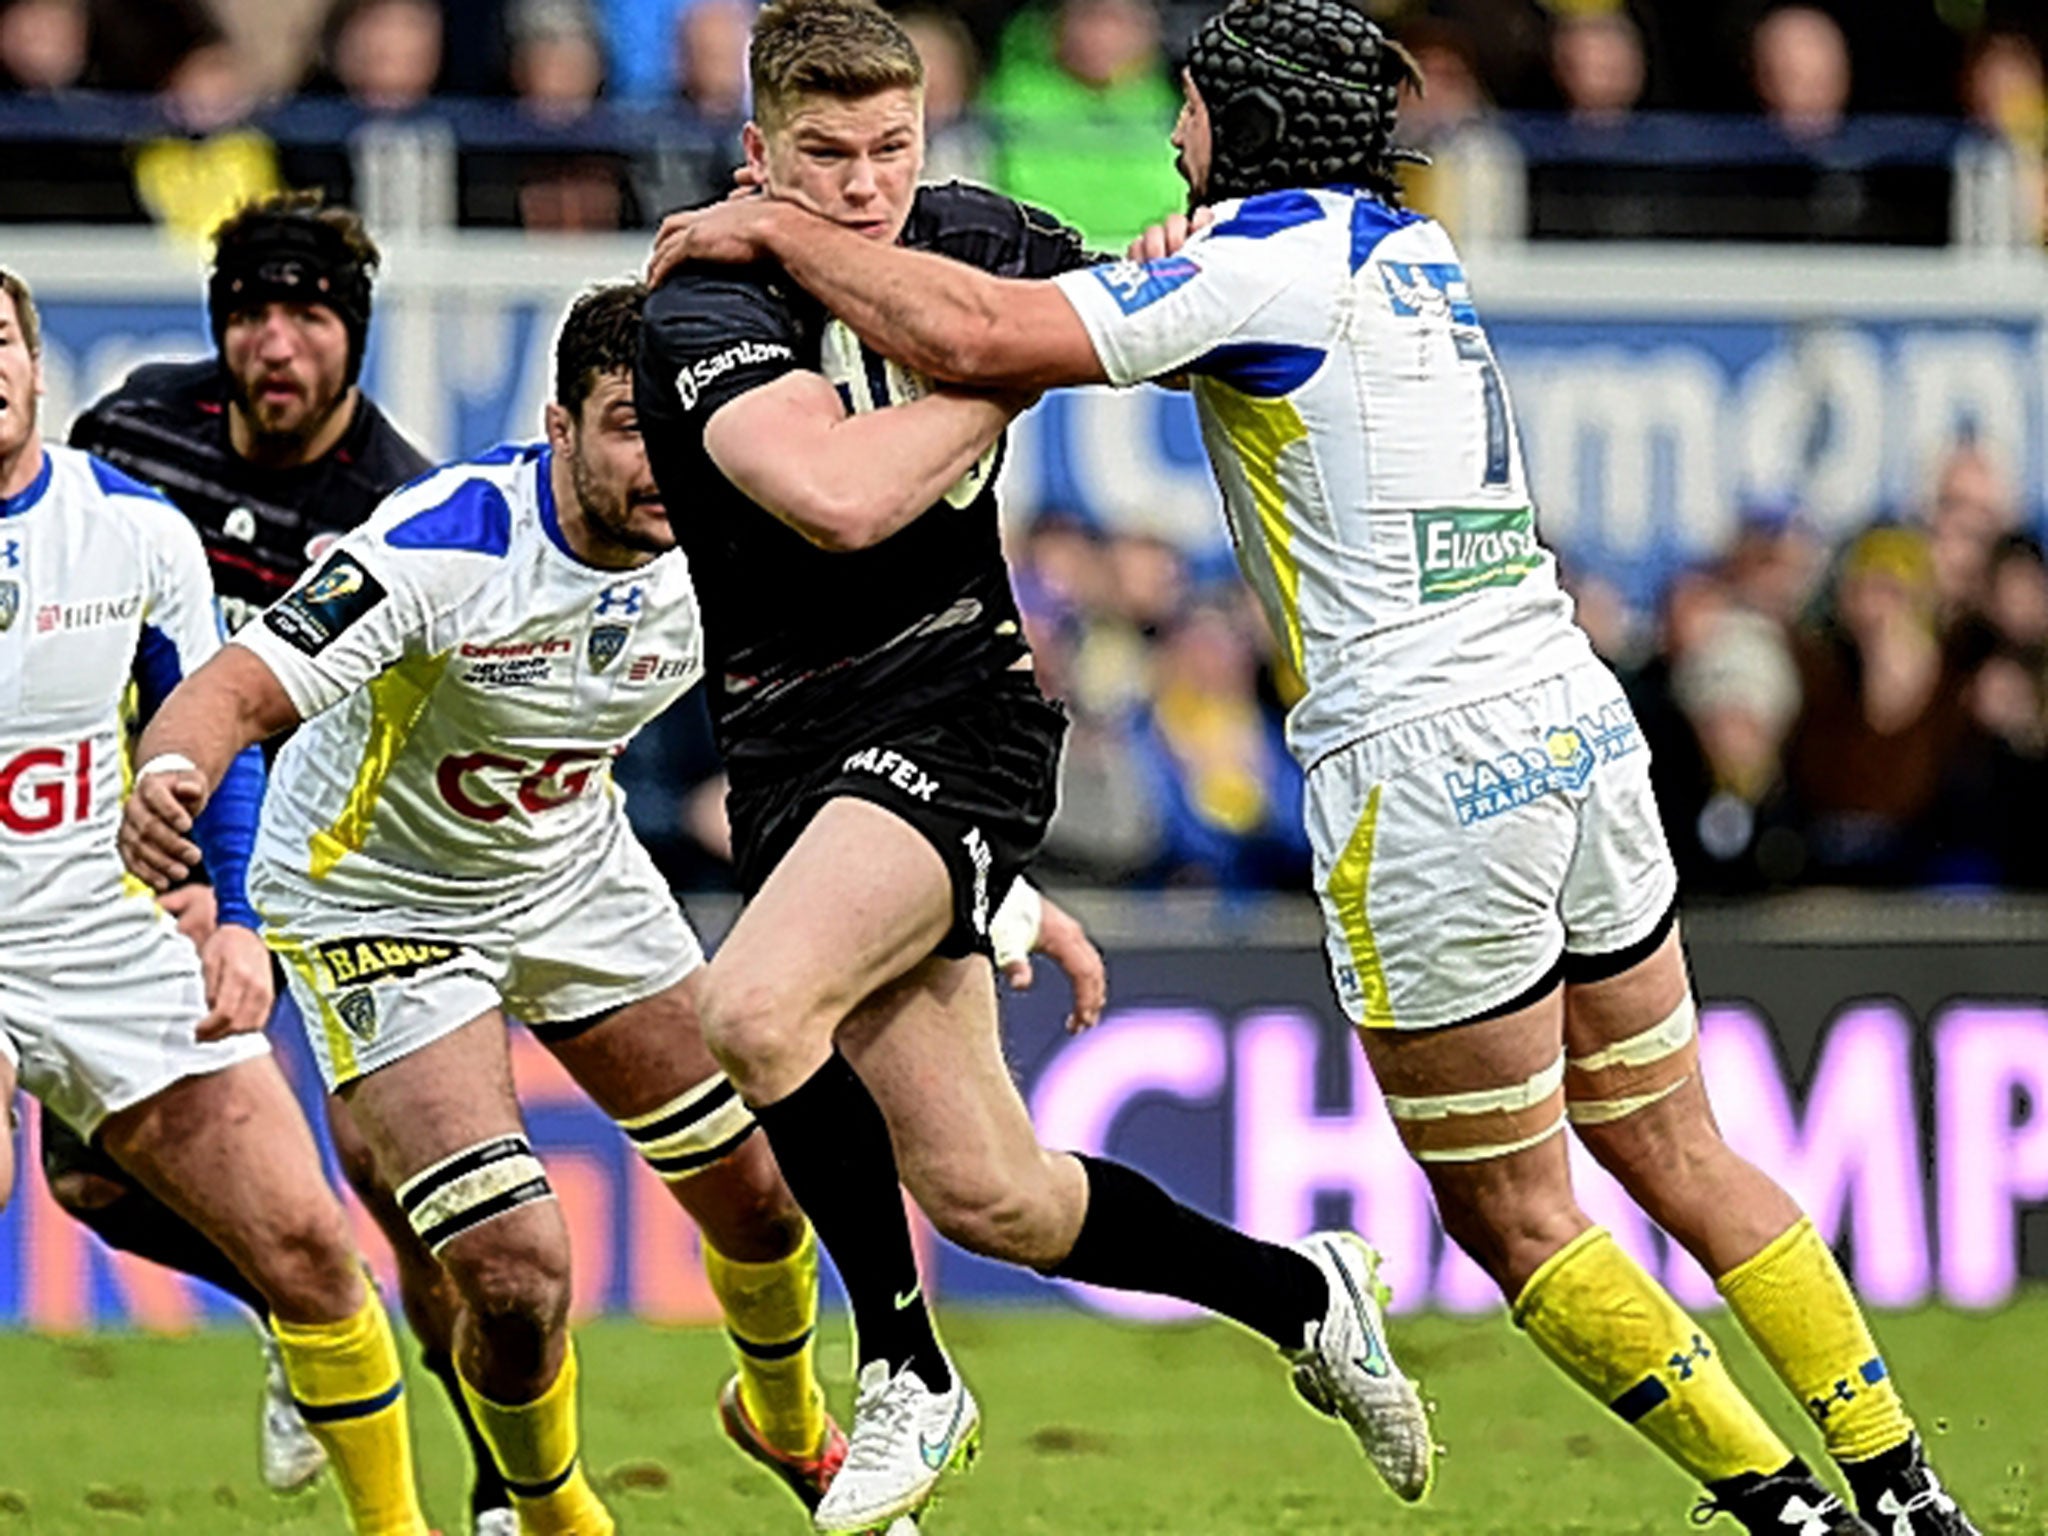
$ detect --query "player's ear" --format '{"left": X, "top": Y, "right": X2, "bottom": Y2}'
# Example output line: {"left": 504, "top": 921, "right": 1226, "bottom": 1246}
{"left": 742, "top": 121, "right": 768, "bottom": 178}
{"left": 543, "top": 401, "right": 575, "bottom": 455}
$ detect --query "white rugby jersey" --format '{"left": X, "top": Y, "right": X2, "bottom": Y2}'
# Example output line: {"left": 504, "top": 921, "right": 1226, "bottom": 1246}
{"left": 236, "top": 443, "right": 702, "bottom": 905}
{"left": 1054, "top": 187, "right": 1593, "bottom": 768}
{"left": 0, "top": 445, "right": 256, "bottom": 940}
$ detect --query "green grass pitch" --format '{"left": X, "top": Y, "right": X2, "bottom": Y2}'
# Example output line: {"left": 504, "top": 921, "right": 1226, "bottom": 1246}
{"left": 0, "top": 1296, "right": 2041, "bottom": 1533}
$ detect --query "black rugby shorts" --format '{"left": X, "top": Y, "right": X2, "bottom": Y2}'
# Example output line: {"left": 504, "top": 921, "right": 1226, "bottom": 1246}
{"left": 728, "top": 675, "right": 1067, "bottom": 960}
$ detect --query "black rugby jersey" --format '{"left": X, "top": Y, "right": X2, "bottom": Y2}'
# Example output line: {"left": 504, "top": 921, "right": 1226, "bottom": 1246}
{"left": 69, "top": 359, "right": 431, "bottom": 630}
{"left": 636, "top": 180, "right": 1093, "bottom": 774}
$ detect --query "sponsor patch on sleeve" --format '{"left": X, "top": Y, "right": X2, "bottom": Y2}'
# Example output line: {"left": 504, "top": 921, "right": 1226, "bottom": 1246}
{"left": 1088, "top": 255, "right": 1202, "bottom": 315}
{"left": 264, "top": 550, "right": 388, "bottom": 656}
{"left": 674, "top": 339, "right": 796, "bottom": 412}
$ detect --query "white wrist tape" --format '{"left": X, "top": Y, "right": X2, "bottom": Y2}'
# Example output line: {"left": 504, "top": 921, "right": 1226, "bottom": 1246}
{"left": 138, "top": 753, "right": 198, "bottom": 778}
{"left": 989, "top": 879, "right": 1044, "bottom": 968}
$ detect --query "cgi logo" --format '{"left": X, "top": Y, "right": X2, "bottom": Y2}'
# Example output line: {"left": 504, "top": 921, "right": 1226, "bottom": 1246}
{"left": 0, "top": 740, "right": 92, "bottom": 835}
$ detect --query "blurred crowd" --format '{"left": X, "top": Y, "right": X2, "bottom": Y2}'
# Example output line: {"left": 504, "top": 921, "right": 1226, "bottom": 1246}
{"left": 1, "top": 0, "right": 2045, "bottom": 243}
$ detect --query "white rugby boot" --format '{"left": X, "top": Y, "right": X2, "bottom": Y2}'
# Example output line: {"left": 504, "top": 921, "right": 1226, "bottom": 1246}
{"left": 1286, "top": 1231, "right": 1435, "bottom": 1501}
{"left": 257, "top": 1330, "right": 330, "bottom": 1494}
{"left": 812, "top": 1359, "right": 979, "bottom": 1534}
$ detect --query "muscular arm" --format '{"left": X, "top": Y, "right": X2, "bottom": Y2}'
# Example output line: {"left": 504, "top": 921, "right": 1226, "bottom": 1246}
{"left": 752, "top": 204, "right": 1108, "bottom": 392}
{"left": 704, "top": 369, "right": 1026, "bottom": 552}
{"left": 121, "top": 646, "right": 301, "bottom": 890}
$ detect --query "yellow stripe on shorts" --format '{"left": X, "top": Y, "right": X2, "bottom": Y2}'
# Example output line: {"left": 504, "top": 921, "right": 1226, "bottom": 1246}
{"left": 1327, "top": 783, "right": 1395, "bottom": 1028}
{"left": 267, "top": 929, "right": 359, "bottom": 1083}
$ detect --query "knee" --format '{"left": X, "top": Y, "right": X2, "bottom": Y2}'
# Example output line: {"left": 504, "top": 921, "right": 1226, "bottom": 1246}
{"left": 251, "top": 1201, "right": 365, "bottom": 1318}
{"left": 1435, "top": 1184, "right": 1588, "bottom": 1300}
{"left": 697, "top": 972, "right": 821, "bottom": 1093}
{"left": 1573, "top": 1096, "right": 1723, "bottom": 1194}
{"left": 48, "top": 1168, "right": 129, "bottom": 1218}
{"left": 443, "top": 1220, "right": 573, "bottom": 1347}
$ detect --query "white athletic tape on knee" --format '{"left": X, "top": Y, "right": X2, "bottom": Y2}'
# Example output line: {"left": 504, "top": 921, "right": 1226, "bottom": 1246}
{"left": 395, "top": 1135, "right": 554, "bottom": 1255}
{"left": 1384, "top": 1055, "right": 1568, "bottom": 1163}
{"left": 617, "top": 1074, "right": 757, "bottom": 1182}
{"left": 1566, "top": 996, "right": 1699, "bottom": 1125}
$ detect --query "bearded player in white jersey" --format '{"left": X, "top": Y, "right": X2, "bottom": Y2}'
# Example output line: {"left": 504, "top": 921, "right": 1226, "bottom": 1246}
{"left": 118, "top": 280, "right": 1098, "bottom": 1536}
{"left": 651, "top": 2, "right": 1984, "bottom": 1531}
{"left": 0, "top": 265, "right": 436, "bottom": 1534}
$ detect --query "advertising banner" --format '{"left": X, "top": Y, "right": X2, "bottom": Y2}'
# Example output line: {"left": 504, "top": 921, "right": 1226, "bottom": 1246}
{"left": 2, "top": 933, "right": 2042, "bottom": 1328}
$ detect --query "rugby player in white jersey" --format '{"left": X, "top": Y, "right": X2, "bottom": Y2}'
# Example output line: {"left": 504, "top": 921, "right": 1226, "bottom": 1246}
{"left": 117, "top": 280, "right": 1095, "bottom": 1536}
{"left": 0, "top": 265, "right": 434, "bottom": 1536}
{"left": 651, "top": 2, "right": 1985, "bottom": 1531}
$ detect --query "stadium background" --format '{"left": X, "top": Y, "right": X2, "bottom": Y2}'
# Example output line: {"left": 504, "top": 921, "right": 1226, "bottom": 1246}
{"left": 1, "top": 0, "right": 2045, "bottom": 1433}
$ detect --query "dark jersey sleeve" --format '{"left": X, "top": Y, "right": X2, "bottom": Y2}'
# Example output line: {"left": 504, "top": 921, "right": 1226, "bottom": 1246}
{"left": 637, "top": 267, "right": 807, "bottom": 433}
{"left": 906, "top": 181, "right": 1101, "bottom": 280}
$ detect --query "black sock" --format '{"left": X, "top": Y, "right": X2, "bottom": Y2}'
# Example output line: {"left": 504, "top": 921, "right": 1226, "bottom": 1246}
{"left": 421, "top": 1348, "right": 511, "bottom": 1515}
{"left": 1048, "top": 1154, "right": 1328, "bottom": 1349}
{"left": 751, "top": 1052, "right": 950, "bottom": 1388}
{"left": 64, "top": 1185, "right": 270, "bottom": 1315}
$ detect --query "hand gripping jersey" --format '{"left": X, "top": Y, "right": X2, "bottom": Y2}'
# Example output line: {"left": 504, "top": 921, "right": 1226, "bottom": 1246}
{"left": 234, "top": 443, "right": 703, "bottom": 906}
{"left": 70, "top": 360, "right": 432, "bottom": 632}
{"left": 0, "top": 446, "right": 262, "bottom": 940}
{"left": 637, "top": 181, "right": 1095, "bottom": 781}
{"left": 1054, "top": 187, "right": 1594, "bottom": 769}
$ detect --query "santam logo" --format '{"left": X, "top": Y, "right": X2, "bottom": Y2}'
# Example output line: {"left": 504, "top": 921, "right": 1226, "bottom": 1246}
{"left": 675, "top": 341, "right": 794, "bottom": 411}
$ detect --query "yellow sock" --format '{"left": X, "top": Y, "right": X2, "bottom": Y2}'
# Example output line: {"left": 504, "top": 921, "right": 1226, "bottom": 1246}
{"left": 704, "top": 1223, "right": 829, "bottom": 1458}
{"left": 1717, "top": 1217, "right": 1914, "bottom": 1464}
{"left": 270, "top": 1290, "right": 429, "bottom": 1536}
{"left": 1514, "top": 1227, "right": 1790, "bottom": 1485}
{"left": 458, "top": 1342, "right": 614, "bottom": 1536}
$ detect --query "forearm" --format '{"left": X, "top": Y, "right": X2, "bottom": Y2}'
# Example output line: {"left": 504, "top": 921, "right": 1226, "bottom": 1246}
{"left": 762, "top": 208, "right": 1020, "bottom": 385}
{"left": 135, "top": 646, "right": 296, "bottom": 800}
{"left": 820, "top": 389, "right": 1013, "bottom": 541}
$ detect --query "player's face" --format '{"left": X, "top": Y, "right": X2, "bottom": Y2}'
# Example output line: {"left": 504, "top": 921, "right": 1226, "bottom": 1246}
{"left": 1173, "top": 72, "right": 1214, "bottom": 201}
{"left": 748, "top": 87, "right": 925, "bottom": 243}
{"left": 0, "top": 289, "right": 44, "bottom": 472}
{"left": 221, "top": 300, "right": 353, "bottom": 445}
{"left": 560, "top": 369, "right": 673, "bottom": 559}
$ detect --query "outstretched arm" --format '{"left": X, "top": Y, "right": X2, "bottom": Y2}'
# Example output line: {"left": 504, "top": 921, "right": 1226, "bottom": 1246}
{"left": 652, "top": 200, "right": 1108, "bottom": 391}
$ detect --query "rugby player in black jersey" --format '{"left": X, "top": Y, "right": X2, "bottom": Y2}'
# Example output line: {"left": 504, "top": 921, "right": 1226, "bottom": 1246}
{"left": 52, "top": 193, "right": 521, "bottom": 1532}
{"left": 635, "top": 2, "right": 1433, "bottom": 1528}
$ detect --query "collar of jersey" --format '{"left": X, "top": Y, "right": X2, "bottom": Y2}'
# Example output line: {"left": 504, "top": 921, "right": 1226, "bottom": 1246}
{"left": 0, "top": 450, "right": 53, "bottom": 520}
{"left": 534, "top": 445, "right": 583, "bottom": 565}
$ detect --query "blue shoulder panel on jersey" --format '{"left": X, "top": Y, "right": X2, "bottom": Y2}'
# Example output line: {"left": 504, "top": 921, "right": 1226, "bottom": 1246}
{"left": 1190, "top": 342, "right": 1327, "bottom": 397}
{"left": 1210, "top": 190, "right": 1327, "bottom": 242}
{"left": 88, "top": 453, "right": 173, "bottom": 506}
{"left": 386, "top": 478, "right": 513, "bottom": 556}
{"left": 0, "top": 451, "right": 53, "bottom": 518}
{"left": 1350, "top": 196, "right": 1426, "bottom": 272}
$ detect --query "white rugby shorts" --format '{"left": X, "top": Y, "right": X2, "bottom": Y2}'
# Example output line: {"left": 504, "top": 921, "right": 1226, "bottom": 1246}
{"left": 0, "top": 891, "right": 270, "bottom": 1137}
{"left": 1309, "top": 660, "right": 1678, "bottom": 1031}
{"left": 254, "top": 821, "right": 704, "bottom": 1090}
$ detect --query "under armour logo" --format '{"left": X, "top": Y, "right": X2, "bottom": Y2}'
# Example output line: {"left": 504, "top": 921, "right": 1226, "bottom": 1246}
{"left": 1806, "top": 1378, "right": 1857, "bottom": 1422}
{"left": 1877, "top": 1480, "right": 1956, "bottom": 1536}
{"left": 1668, "top": 1334, "right": 1712, "bottom": 1381}
{"left": 1779, "top": 1494, "right": 1844, "bottom": 1535}
{"left": 596, "top": 585, "right": 644, "bottom": 617}
{"left": 1, "top": 540, "right": 17, "bottom": 569}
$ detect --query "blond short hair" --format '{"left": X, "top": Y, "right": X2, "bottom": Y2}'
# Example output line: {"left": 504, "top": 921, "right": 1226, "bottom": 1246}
{"left": 750, "top": 0, "right": 923, "bottom": 131}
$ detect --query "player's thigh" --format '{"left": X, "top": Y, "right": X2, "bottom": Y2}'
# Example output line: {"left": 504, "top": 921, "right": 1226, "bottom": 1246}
{"left": 1309, "top": 700, "right": 1576, "bottom": 1033}
{"left": 715, "top": 796, "right": 955, "bottom": 1033}
{"left": 339, "top": 1007, "right": 526, "bottom": 1184}
{"left": 840, "top": 953, "right": 1081, "bottom": 1244}
{"left": 1562, "top": 928, "right": 1717, "bottom": 1164}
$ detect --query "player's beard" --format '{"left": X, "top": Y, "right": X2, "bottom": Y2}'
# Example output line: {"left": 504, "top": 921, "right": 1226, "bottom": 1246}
{"left": 229, "top": 369, "right": 348, "bottom": 455}
{"left": 570, "top": 451, "right": 670, "bottom": 558}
